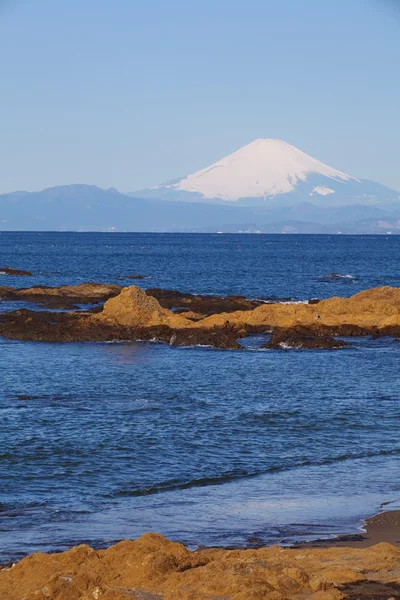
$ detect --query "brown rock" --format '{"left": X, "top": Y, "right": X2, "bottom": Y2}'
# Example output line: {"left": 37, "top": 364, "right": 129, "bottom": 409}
{"left": 0, "top": 283, "right": 122, "bottom": 309}
{"left": 196, "top": 286, "right": 400, "bottom": 334}
{"left": 145, "top": 288, "right": 264, "bottom": 315}
{"left": 98, "top": 286, "right": 190, "bottom": 329}
{"left": 1, "top": 535, "right": 400, "bottom": 600}
{"left": 265, "top": 327, "right": 349, "bottom": 350}
{"left": 0, "top": 266, "right": 32, "bottom": 276}
{"left": 1, "top": 285, "right": 400, "bottom": 349}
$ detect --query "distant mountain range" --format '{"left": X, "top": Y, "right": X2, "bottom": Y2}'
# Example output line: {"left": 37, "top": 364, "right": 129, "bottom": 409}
{"left": 1, "top": 139, "right": 399, "bottom": 233}
{"left": 133, "top": 139, "right": 400, "bottom": 208}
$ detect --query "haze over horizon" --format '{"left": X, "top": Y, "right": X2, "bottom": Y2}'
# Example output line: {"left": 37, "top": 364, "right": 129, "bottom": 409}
{"left": 0, "top": 0, "right": 399, "bottom": 195}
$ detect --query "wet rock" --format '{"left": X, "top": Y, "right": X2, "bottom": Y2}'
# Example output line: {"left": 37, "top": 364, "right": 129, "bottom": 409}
{"left": 117, "top": 274, "right": 145, "bottom": 280}
{"left": 167, "top": 327, "right": 242, "bottom": 349}
{"left": 340, "top": 580, "right": 400, "bottom": 600}
{"left": 372, "top": 326, "right": 400, "bottom": 339}
{"left": 0, "top": 283, "right": 122, "bottom": 309}
{"left": 0, "top": 308, "right": 241, "bottom": 349}
{"left": 0, "top": 267, "right": 32, "bottom": 276}
{"left": 2, "top": 285, "right": 400, "bottom": 349}
{"left": 264, "top": 327, "right": 349, "bottom": 349}
{"left": 145, "top": 288, "right": 263, "bottom": 315}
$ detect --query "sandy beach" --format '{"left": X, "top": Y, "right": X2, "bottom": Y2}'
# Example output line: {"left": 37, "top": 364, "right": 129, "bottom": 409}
{"left": 302, "top": 510, "right": 400, "bottom": 550}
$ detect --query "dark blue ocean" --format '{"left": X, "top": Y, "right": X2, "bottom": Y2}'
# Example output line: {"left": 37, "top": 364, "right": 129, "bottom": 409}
{"left": 1, "top": 232, "right": 400, "bottom": 562}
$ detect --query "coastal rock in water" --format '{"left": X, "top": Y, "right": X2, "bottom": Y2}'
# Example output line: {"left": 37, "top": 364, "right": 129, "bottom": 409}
{"left": 146, "top": 288, "right": 263, "bottom": 315}
{"left": 0, "top": 282, "right": 122, "bottom": 308}
{"left": 197, "top": 286, "right": 400, "bottom": 333}
{"left": 1, "top": 532, "right": 400, "bottom": 600}
{"left": 168, "top": 327, "right": 242, "bottom": 349}
{"left": 0, "top": 306, "right": 242, "bottom": 349}
{"left": 117, "top": 274, "right": 145, "bottom": 280}
{"left": 2, "top": 285, "right": 400, "bottom": 347}
{"left": 265, "top": 327, "right": 349, "bottom": 349}
{"left": 97, "top": 286, "right": 191, "bottom": 329}
{"left": 0, "top": 267, "right": 32, "bottom": 276}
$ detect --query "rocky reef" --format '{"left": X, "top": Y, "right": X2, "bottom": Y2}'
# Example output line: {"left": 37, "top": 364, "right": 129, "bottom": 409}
{"left": 0, "top": 266, "right": 32, "bottom": 276}
{"left": 146, "top": 288, "right": 265, "bottom": 316}
{"left": 1, "top": 532, "right": 400, "bottom": 600}
{"left": 265, "top": 327, "right": 349, "bottom": 350}
{"left": 1, "top": 284, "right": 400, "bottom": 349}
{"left": 0, "top": 282, "right": 122, "bottom": 309}
{"left": 197, "top": 286, "right": 400, "bottom": 334}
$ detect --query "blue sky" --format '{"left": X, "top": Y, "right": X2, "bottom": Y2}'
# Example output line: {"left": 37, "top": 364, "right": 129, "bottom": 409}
{"left": 0, "top": 0, "right": 399, "bottom": 193}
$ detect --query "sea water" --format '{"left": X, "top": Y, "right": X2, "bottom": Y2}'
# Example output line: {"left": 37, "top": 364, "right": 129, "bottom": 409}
{"left": 0, "top": 232, "right": 399, "bottom": 561}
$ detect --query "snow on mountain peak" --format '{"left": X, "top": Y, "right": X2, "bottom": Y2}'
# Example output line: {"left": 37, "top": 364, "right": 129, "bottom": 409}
{"left": 164, "top": 138, "right": 358, "bottom": 201}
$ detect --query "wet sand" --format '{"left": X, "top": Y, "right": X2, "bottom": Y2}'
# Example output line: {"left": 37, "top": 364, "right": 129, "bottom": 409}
{"left": 298, "top": 510, "right": 400, "bottom": 549}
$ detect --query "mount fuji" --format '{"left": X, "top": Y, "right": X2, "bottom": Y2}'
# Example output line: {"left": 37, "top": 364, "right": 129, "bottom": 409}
{"left": 1, "top": 139, "right": 400, "bottom": 233}
{"left": 133, "top": 139, "right": 399, "bottom": 208}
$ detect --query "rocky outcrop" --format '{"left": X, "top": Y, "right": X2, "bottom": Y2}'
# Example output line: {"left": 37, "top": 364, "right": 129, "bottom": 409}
{"left": 0, "top": 266, "right": 32, "bottom": 276}
{"left": 197, "top": 287, "right": 400, "bottom": 335}
{"left": 1, "top": 285, "right": 400, "bottom": 348}
{"left": 97, "top": 286, "right": 191, "bottom": 329}
{"left": 146, "top": 288, "right": 265, "bottom": 315}
{"left": 6, "top": 283, "right": 400, "bottom": 335}
{"left": 0, "top": 283, "right": 122, "bottom": 309}
{"left": 0, "top": 308, "right": 242, "bottom": 349}
{"left": 1, "top": 533, "right": 400, "bottom": 600}
{"left": 265, "top": 327, "right": 349, "bottom": 350}
{"left": 0, "top": 283, "right": 263, "bottom": 314}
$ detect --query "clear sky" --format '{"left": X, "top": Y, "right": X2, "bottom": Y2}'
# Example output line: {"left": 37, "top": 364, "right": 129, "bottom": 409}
{"left": 0, "top": 0, "right": 399, "bottom": 194}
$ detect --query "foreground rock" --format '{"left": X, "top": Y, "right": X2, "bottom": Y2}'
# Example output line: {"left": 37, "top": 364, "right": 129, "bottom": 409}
{"left": 0, "top": 266, "right": 32, "bottom": 276}
{"left": 265, "top": 327, "right": 349, "bottom": 350}
{"left": 1, "top": 533, "right": 400, "bottom": 600}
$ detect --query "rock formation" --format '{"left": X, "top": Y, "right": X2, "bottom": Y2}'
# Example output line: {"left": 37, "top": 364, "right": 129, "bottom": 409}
{"left": 0, "top": 285, "right": 400, "bottom": 348}
{"left": 265, "top": 327, "right": 349, "bottom": 350}
{"left": 1, "top": 533, "right": 400, "bottom": 600}
{"left": 0, "top": 282, "right": 122, "bottom": 309}
{"left": 197, "top": 287, "right": 400, "bottom": 335}
{"left": 0, "top": 266, "right": 32, "bottom": 276}
{"left": 146, "top": 288, "right": 265, "bottom": 315}
{"left": 98, "top": 286, "right": 191, "bottom": 329}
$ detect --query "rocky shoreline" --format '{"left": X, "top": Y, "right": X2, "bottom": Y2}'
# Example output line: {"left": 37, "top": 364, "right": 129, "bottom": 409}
{"left": 1, "top": 282, "right": 400, "bottom": 349}
{"left": 1, "top": 511, "right": 400, "bottom": 600}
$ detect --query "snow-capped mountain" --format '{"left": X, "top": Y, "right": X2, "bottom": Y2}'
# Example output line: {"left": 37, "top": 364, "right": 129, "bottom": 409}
{"left": 133, "top": 139, "right": 399, "bottom": 207}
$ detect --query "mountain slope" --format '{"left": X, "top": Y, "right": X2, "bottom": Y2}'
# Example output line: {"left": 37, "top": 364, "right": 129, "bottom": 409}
{"left": 1, "top": 184, "right": 400, "bottom": 233}
{"left": 133, "top": 139, "right": 400, "bottom": 207}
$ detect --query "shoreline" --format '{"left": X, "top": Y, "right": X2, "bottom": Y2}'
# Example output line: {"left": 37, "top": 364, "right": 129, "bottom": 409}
{"left": 297, "top": 509, "right": 400, "bottom": 549}
{"left": 1, "top": 509, "right": 399, "bottom": 569}
{"left": 1, "top": 510, "right": 400, "bottom": 599}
